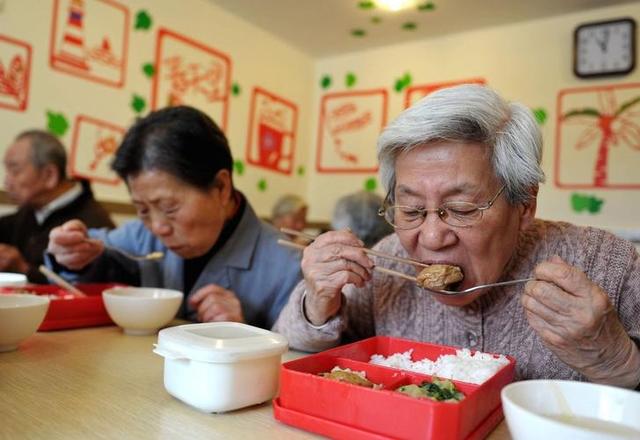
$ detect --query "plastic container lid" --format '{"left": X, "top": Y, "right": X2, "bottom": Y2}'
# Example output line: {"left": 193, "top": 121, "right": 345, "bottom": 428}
{"left": 155, "top": 322, "right": 288, "bottom": 363}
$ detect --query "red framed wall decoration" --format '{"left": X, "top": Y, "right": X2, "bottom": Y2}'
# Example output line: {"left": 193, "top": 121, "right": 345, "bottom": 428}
{"left": 151, "top": 28, "right": 232, "bottom": 131}
{"left": 0, "top": 34, "right": 32, "bottom": 112}
{"left": 404, "top": 77, "right": 486, "bottom": 108}
{"left": 316, "top": 89, "right": 388, "bottom": 173}
{"left": 245, "top": 87, "right": 298, "bottom": 175}
{"left": 69, "top": 114, "right": 125, "bottom": 185}
{"left": 49, "top": 0, "right": 130, "bottom": 88}
{"left": 555, "top": 82, "right": 640, "bottom": 189}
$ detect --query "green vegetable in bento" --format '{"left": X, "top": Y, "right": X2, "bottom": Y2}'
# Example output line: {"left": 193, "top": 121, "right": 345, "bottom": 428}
{"left": 396, "top": 378, "right": 464, "bottom": 402}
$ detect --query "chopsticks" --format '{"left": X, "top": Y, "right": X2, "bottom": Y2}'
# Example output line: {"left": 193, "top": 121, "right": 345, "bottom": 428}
{"left": 38, "top": 265, "right": 87, "bottom": 297}
{"left": 277, "top": 239, "right": 418, "bottom": 284}
{"left": 280, "top": 228, "right": 429, "bottom": 269}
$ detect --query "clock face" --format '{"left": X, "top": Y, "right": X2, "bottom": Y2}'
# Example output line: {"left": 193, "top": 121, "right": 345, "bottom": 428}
{"left": 574, "top": 18, "right": 636, "bottom": 78}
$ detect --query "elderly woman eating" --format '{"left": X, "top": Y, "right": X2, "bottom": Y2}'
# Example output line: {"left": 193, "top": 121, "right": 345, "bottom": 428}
{"left": 274, "top": 85, "right": 640, "bottom": 389}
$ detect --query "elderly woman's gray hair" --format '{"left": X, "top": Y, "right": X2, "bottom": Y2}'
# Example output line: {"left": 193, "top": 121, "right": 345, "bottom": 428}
{"left": 332, "top": 191, "right": 393, "bottom": 248}
{"left": 272, "top": 194, "right": 307, "bottom": 220}
{"left": 377, "top": 84, "right": 544, "bottom": 205}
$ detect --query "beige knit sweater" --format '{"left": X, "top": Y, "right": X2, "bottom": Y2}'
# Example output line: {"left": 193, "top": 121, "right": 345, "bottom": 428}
{"left": 273, "top": 219, "right": 640, "bottom": 382}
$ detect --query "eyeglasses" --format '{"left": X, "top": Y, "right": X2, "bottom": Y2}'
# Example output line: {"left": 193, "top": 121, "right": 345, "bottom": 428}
{"left": 378, "top": 186, "right": 506, "bottom": 229}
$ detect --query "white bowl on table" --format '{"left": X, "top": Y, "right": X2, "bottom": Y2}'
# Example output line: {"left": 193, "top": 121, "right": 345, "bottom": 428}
{"left": 0, "top": 294, "right": 50, "bottom": 352}
{"left": 154, "top": 322, "right": 288, "bottom": 413}
{"left": 102, "top": 287, "right": 182, "bottom": 335}
{"left": 501, "top": 379, "right": 640, "bottom": 440}
{"left": 0, "top": 272, "right": 27, "bottom": 287}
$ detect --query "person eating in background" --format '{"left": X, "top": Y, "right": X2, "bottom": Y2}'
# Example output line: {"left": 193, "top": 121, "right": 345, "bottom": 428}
{"left": 271, "top": 193, "right": 308, "bottom": 244}
{"left": 331, "top": 190, "right": 393, "bottom": 248}
{"left": 0, "top": 130, "right": 114, "bottom": 283}
{"left": 47, "top": 106, "right": 302, "bottom": 329}
{"left": 274, "top": 84, "right": 640, "bottom": 389}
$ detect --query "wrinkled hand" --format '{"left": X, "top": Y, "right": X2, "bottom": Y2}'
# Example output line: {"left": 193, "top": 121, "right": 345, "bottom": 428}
{"left": 301, "top": 230, "right": 374, "bottom": 326}
{"left": 523, "top": 255, "right": 640, "bottom": 388}
{"left": 47, "top": 220, "right": 104, "bottom": 270}
{"left": 188, "top": 284, "right": 244, "bottom": 323}
{"left": 0, "top": 244, "right": 29, "bottom": 273}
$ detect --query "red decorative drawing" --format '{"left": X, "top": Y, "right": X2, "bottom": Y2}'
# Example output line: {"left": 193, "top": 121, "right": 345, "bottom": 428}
{"left": 49, "top": 0, "right": 129, "bottom": 88}
{"left": 0, "top": 34, "right": 32, "bottom": 112}
{"left": 404, "top": 78, "right": 486, "bottom": 108}
{"left": 151, "top": 28, "right": 232, "bottom": 131}
{"left": 555, "top": 83, "right": 640, "bottom": 189}
{"left": 69, "top": 115, "right": 125, "bottom": 185}
{"left": 246, "top": 87, "right": 298, "bottom": 175}
{"left": 316, "top": 89, "right": 388, "bottom": 173}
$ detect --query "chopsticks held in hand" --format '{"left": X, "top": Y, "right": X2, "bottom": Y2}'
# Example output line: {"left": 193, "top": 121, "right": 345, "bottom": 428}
{"left": 277, "top": 230, "right": 419, "bottom": 284}
{"left": 280, "top": 227, "right": 428, "bottom": 268}
{"left": 38, "top": 265, "right": 87, "bottom": 297}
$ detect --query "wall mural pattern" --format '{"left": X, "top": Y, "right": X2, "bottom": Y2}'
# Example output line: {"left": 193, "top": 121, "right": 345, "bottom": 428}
{"left": 49, "top": 0, "right": 129, "bottom": 88}
{"left": 316, "top": 89, "right": 388, "bottom": 173}
{"left": 555, "top": 83, "right": 640, "bottom": 189}
{"left": 69, "top": 115, "right": 125, "bottom": 185}
{"left": 0, "top": 33, "right": 31, "bottom": 112}
{"left": 245, "top": 87, "right": 298, "bottom": 175}
{"left": 150, "top": 28, "right": 232, "bottom": 130}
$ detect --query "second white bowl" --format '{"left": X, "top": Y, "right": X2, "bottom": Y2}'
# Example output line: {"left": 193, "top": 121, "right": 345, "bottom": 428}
{"left": 102, "top": 287, "right": 183, "bottom": 335}
{"left": 0, "top": 294, "right": 50, "bottom": 352}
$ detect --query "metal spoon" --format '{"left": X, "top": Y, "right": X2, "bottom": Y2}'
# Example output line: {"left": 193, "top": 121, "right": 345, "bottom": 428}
{"left": 421, "top": 278, "right": 535, "bottom": 297}
{"left": 103, "top": 245, "right": 164, "bottom": 261}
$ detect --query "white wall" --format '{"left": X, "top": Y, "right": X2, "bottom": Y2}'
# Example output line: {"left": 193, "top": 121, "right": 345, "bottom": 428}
{"left": 308, "top": 3, "right": 640, "bottom": 231}
{"left": 0, "top": 0, "right": 314, "bottom": 218}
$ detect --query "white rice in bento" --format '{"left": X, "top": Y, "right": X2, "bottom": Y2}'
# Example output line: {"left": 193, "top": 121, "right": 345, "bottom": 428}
{"left": 369, "top": 348, "right": 509, "bottom": 384}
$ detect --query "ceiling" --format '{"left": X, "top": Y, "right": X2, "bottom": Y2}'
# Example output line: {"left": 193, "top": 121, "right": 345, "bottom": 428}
{"left": 209, "top": 0, "right": 638, "bottom": 57}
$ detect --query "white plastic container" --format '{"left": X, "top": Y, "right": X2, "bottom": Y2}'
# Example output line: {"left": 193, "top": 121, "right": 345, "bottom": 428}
{"left": 153, "top": 322, "right": 288, "bottom": 413}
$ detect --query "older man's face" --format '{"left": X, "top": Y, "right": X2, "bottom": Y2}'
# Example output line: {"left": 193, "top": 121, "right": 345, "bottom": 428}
{"left": 4, "top": 138, "right": 51, "bottom": 206}
{"left": 393, "top": 141, "right": 535, "bottom": 307}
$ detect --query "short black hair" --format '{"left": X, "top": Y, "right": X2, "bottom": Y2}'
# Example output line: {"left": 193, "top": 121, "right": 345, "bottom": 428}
{"left": 112, "top": 106, "right": 233, "bottom": 190}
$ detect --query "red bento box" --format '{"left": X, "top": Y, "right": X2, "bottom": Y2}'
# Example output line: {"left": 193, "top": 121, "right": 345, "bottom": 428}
{"left": 0, "top": 283, "right": 124, "bottom": 331}
{"left": 273, "top": 336, "right": 516, "bottom": 440}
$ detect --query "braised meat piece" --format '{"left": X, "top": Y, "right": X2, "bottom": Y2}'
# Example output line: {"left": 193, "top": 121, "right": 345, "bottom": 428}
{"left": 417, "top": 264, "right": 463, "bottom": 291}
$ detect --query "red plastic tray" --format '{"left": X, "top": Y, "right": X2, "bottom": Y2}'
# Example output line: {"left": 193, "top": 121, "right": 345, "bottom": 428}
{"left": 0, "top": 283, "right": 124, "bottom": 331}
{"left": 274, "top": 336, "right": 516, "bottom": 440}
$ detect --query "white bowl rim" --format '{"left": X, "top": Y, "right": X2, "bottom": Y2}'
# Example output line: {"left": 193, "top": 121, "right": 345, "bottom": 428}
{"left": 0, "top": 272, "right": 28, "bottom": 285}
{"left": 0, "top": 293, "right": 50, "bottom": 307}
{"left": 501, "top": 379, "right": 640, "bottom": 431}
{"left": 102, "top": 287, "right": 183, "bottom": 299}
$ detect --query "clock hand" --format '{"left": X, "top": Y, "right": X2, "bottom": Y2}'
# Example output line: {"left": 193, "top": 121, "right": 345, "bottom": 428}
{"left": 597, "top": 28, "right": 610, "bottom": 52}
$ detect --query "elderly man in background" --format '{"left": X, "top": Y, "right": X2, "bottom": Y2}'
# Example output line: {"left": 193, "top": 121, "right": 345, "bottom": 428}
{"left": 272, "top": 194, "right": 308, "bottom": 243}
{"left": 274, "top": 84, "right": 640, "bottom": 389}
{"left": 0, "top": 130, "right": 114, "bottom": 283}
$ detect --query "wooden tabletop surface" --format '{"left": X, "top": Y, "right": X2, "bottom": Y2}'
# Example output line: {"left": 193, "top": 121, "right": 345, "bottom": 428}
{"left": 0, "top": 324, "right": 511, "bottom": 439}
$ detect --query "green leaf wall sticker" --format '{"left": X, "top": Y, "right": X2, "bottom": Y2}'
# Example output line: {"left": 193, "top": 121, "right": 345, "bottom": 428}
{"left": 46, "top": 111, "right": 69, "bottom": 137}
{"left": 358, "top": 1, "right": 375, "bottom": 10}
{"left": 134, "top": 10, "right": 152, "bottom": 30}
{"left": 532, "top": 108, "right": 547, "bottom": 125}
{"left": 231, "top": 83, "right": 241, "bottom": 96}
{"left": 142, "top": 63, "right": 155, "bottom": 78}
{"left": 394, "top": 72, "right": 412, "bottom": 92}
{"left": 402, "top": 22, "right": 417, "bottom": 30}
{"left": 364, "top": 177, "right": 377, "bottom": 192}
{"left": 131, "top": 94, "right": 146, "bottom": 114}
{"left": 571, "top": 193, "right": 604, "bottom": 214}
{"left": 297, "top": 165, "right": 306, "bottom": 176}
{"left": 418, "top": 1, "right": 436, "bottom": 11}
{"left": 345, "top": 72, "right": 357, "bottom": 88}
{"left": 233, "top": 160, "right": 245, "bottom": 176}
{"left": 257, "top": 178, "right": 268, "bottom": 192}
{"left": 320, "top": 75, "right": 332, "bottom": 89}
{"left": 351, "top": 29, "right": 366, "bottom": 37}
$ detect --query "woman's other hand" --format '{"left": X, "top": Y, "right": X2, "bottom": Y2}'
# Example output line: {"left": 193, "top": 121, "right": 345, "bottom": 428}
{"left": 47, "top": 220, "right": 104, "bottom": 270}
{"left": 523, "top": 255, "right": 640, "bottom": 388}
{"left": 189, "top": 284, "right": 244, "bottom": 323}
{"left": 301, "top": 230, "right": 374, "bottom": 326}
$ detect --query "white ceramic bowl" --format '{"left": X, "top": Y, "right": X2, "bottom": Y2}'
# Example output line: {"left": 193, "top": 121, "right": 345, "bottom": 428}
{"left": 0, "top": 294, "right": 50, "bottom": 352}
{"left": 154, "top": 322, "right": 288, "bottom": 412}
{"left": 502, "top": 380, "right": 640, "bottom": 440}
{"left": 102, "top": 287, "right": 183, "bottom": 335}
{"left": 0, "top": 272, "right": 27, "bottom": 287}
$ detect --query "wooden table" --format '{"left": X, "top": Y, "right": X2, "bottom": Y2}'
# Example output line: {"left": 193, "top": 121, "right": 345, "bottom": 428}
{"left": 0, "top": 325, "right": 511, "bottom": 439}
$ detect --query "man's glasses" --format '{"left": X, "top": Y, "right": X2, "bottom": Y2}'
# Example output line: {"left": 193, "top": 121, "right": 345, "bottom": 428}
{"left": 378, "top": 186, "right": 506, "bottom": 229}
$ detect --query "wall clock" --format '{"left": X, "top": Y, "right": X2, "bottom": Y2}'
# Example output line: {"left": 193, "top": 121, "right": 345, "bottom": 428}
{"left": 573, "top": 17, "right": 636, "bottom": 78}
